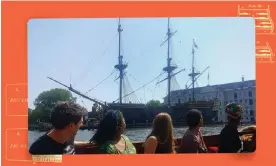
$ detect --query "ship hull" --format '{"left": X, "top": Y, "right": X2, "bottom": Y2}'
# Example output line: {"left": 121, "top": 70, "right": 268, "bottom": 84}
{"left": 105, "top": 101, "right": 218, "bottom": 128}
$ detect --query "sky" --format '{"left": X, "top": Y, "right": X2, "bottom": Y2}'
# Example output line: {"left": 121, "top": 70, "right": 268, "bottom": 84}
{"left": 28, "top": 17, "right": 255, "bottom": 110}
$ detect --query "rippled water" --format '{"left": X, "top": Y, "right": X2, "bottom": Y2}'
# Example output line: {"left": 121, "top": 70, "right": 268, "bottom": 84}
{"left": 28, "top": 124, "right": 252, "bottom": 148}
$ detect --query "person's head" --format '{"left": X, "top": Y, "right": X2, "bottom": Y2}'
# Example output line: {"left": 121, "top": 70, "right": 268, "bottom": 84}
{"left": 150, "top": 113, "right": 175, "bottom": 152}
{"left": 186, "top": 109, "right": 203, "bottom": 130}
{"left": 91, "top": 110, "right": 125, "bottom": 145}
{"left": 225, "top": 102, "right": 243, "bottom": 126}
{"left": 50, "top": 101, "right": 86, "bottom": 139}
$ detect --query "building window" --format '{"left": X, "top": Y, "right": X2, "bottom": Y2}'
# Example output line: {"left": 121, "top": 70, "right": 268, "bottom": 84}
{"left": 245, "top": 99, "right": 247, "bottom": 104}
{"left": 239, "top": 100, "right": 242, "bottom": 104}
{"left": 239, "top": 92, "right": 241, "bottom": 97}
{"left": 234, "top": 92, "right": 238, "bottom": 99}
{"left": 249, "top": 91, "right": 252, "bottom": 97}
{"left": 249, "top": 99, "right": 253, "bottom": 105}
{"left": 250, "top": 110, "right": 254, "bottom": 116}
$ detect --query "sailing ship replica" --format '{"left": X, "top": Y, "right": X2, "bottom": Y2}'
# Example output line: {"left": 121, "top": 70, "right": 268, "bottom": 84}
{"left": 48, "top": 18, "right": 220, "bottom": 128}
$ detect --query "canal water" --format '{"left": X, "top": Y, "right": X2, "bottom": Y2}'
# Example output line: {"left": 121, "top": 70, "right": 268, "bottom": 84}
{"left": 28, "top": 124, "right": 253, "bottom": 148}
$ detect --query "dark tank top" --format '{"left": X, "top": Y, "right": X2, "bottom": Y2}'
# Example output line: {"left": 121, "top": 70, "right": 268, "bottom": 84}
{"left": 146, "top": 135, "right": 173, "bottom": 154}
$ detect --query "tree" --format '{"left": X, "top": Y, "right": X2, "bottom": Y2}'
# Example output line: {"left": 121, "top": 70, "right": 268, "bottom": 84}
{"left": 32, "top": 88, "right": 77, "bottom": 123}
{"left": 28, "top": 108, "right": 33, "bottom": 114}
{"left": 146, "top": 100, "right": 162, "bottom": 108}
{"left": 28, "top": 108, "right": 42, "bottom": 124}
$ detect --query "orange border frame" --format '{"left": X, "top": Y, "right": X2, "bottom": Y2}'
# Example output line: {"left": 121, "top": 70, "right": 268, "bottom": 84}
{"left": 2, "top": 1, "right": 276, "bottom": 166}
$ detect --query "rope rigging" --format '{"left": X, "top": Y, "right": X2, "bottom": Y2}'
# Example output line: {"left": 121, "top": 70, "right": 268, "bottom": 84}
{"left": 152, "top": 73, "right": 162, "bottom": 99}
{"left": 113, "top": 71, "right": 166, "bottom": 102}
{"left": 73, "top": 33, "right": 118, "bottom": 87}
{"left": 123, "top": 75, "right": 140, "bottom": 103}
{"left": 128, "top": 74, "right": 154, "bottom": 93}
{"left": 85, "top": 69, "right": 116, "bottom": 95}
{"left": 171, "top": 74, "right": 181, "bottom": 91}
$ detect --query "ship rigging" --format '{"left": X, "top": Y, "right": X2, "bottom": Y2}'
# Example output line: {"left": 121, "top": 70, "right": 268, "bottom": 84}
{"left": 47, "top": 18, "right": 214, "bottom": 119}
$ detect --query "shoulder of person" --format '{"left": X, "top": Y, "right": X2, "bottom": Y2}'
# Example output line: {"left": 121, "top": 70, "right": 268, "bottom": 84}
{"left": 226, "top": 125, "right": 238, "bottom": 133}
{"left": 220, "top": 125, "right": 229, "bottom": 134}
{"left": 145, "top": 136, "right": 158, "bottom": 144}
{"left": 185, "top": 134, "right": 198, "bottom": 142}
{"left": 183, "top": 131, "right": 196, "bottom": 139}
{"left": 29, "top": 136, "right": 48, "bottom": 154}
{"left": 122, "top": 135, "right": 130, "bottom": 141}
{"left": 122, "top": 135, "right": 135, "bottom": 146}
{"left": 30, "top": 134, "right": 48, "bottom": 146}
{"left": 98, "top": 142, "right": 116, "bottom": 154}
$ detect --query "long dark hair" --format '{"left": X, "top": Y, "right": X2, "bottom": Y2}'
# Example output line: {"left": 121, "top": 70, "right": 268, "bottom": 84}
{"left": 90, "top": 110, "right": 124, "bottom": 145}
{"left": 146, "top": 113, "right": 175, "bottom": 153}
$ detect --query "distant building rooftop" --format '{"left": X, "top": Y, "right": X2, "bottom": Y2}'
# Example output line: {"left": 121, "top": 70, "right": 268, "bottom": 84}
{"left": 165, "top": 79, "right": 256, "bottom": 98}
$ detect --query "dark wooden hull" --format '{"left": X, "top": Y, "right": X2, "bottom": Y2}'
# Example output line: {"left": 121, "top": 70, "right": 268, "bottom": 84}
{"left": 88, "top": 101, "right": 218, "bottom": 128}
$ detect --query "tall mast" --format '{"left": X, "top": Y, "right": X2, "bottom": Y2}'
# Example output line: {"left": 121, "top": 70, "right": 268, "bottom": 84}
{"left": 192, "top": 46, "right": 195, "bottom": 102}
{"left": 114, "top": 18, "right": 127, "bottom": 104}
{"left": 155, "top": 18, "right": 185, "bottom": 107}
{"left": 167, "top": 18, "right": 172, "bottom": 107}
{"left": 163, "top": 18, "right": 177, "bottom": 107}
{"left": 189, "top": 39, "right": 200, "bottom": 102}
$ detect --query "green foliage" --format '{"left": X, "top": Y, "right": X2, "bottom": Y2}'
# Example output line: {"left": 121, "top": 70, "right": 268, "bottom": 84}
{"left": 34, "top": 88, "right": 76, "bottom": 108}
{"left": 28, "top": 88, "right": 77, "bottom": 124}
{"left": 146, "top": 100, "right": 162, "bottom": 108}
{"left": 28, "top": 108, "right": 42, "bottom": 124}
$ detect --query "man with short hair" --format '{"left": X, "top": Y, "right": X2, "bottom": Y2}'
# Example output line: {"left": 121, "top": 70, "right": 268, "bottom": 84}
{"left": 29, "top": 101, "right": 86, "bottom": 155}
{"left": 179, "top": 109, "right": 207, "bottom": 153}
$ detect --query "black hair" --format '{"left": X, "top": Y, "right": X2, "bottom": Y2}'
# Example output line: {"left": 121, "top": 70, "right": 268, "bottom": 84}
{"left": 50, "top": 101, "right": 86, "bottom": 129}
{"left": 186, "top": 109, "right": 202, "bottom": 129}
{"left": 90, "top": 110, "right": 124, "bottom": 145}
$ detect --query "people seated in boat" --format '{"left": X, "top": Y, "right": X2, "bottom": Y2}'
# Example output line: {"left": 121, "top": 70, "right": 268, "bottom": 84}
{"left": 89, "top": 110, "right": 136, "bottom": 154}
{"left": 218, "top": 102, "right": 243, "bottom": 153}
{"left": 29, "top": 101, "right": 86, "bottom": 155}
{"left": 143, "top": 113, "right": 175, "bottom": 154}
{"left": 178, "top": 109, "right": 208, "bottom": 153}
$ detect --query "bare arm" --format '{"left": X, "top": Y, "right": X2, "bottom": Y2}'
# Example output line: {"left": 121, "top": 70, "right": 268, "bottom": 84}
{"left": 144, "top": 136, "right": 158, "bottom": 154}
{"left": 74, "top": 141, "right": 89, "bottom": 144}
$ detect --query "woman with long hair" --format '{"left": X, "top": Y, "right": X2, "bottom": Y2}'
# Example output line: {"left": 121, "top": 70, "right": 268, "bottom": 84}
{"left": 90, "top": 110, "right": 136, "bottom": 154}
{"left": 143, "top": 113, "right": 175, "bottom": 154}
